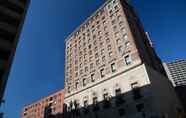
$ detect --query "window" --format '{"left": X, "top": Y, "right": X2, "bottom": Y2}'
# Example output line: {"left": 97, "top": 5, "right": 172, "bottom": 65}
{"left": 136, "top": 103, "right": 144, "bottom": 112}
{"left": 101, "top": 49, "right": 105, "bottom": 55}
{"left": 104, "top": 26, "right": 107, "bottom": 31}
{"left": 131, "top": 82, "right": 142, "bottom": 100}
{"left": 116, "top": 38, "right": 121, "bottom": 44}
{"left": 94, "top": 46, "right": 98, "bottom": 51}
{"left": 91, "top": 74, "right": 95, "bottom": 82}
{"left": 107, "top": 44, "right": 112, "bottom": 50}
{"left": 75, "top": 72, "right": 78, "bottom": 77}
{"left": 100, "top": 68, "right": 105, "bottom": 78}
{"left": 96, "top": 60, "right": 100, "bottom": 65}
{"left": 80, "top": 63, "right": 83, "bottom": 68}
{"left": 123, "top": 34, "right": 128, "bottom": 40}
{"left": 90, "top": 63, "right": 94, "bottom": 70}
{"left": 92, "top": 97, "right": 98, "bottom": 105}
{"left": 83, "top": 78, "right": 87, "bottom": 86}
{"left": 103, "top": 92, "right": 111, "bottom": 108}
{"left": 125, "top": 41, "right": 130, "bottom": 47}
{"left": 103, "top": 93, "right": 109, "bottom": 100}
{"left": 115, "top": 32, "right": 119, "bottom": 37}
{"left": 118, "top": 46, "right": 123, "bottom": 53}
{"left": 118, "top": 108, "right": 125, "bottom": 116}
{"left": 111, "top": 19, "right": 116, "bottom": 25}
{"left": 84, "top": 100, "right": 88, "bottom": 107}
{"left": 75, "top": 81, "right": 79, "bottom": 89}
{"left": 89, "top": 56, "right": 93, "bottom": 62}
{"left": 102, "top": 56, "right": 106, "bottom": 62}
{"left": 89, "top": 50, "right": 92, "bottom": 55}
{"left": 88, "top": 44, "right": 92, "bottom": 49}
{"left": 115, "top": 88, "right": 121, "bottom": 96}
{"left": 124, "top": 55, "right": 131, "bottom": 65}
{"left": 106, "top": 38, "right": 110, "bottom": 43}
{"left": 115, "top": 88, "right": 125, "bottom": 106}
{"left": 109, "top": 52, "right": 113, "bottom": 57}
{"left": 119, "top": 21, "right": 124, "bottom": 27}
{"left": 111, "top": 63, "right": 116, "bottom": 72}
{"left": 85, "top": 66, "right": 88, "bottom": 72}
{"left": 113, "top": 25, "right": 117, "bottom": 31}
{"left": 121, "top": 27, "right": 126, "bottom": 33}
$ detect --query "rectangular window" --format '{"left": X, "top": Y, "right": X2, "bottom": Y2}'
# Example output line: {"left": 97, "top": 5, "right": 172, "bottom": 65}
{"left": 83, "top": 78, "right": 87, "bottom": 86}
{"left": 136, "top": 103, "right": 144, "bottom": 112}
{"left": 100, "top": 68, "right": 105, "bottom": 78}
{"left": 85, "top": 66, "right": 88, "bottom": 72}
{"left": 84, "top": 100, "right": 88, "bottom": 107}
{"left": 75, "top": 82, "right": 79, "bottom": 89}
{"left": 109, "top": 52, "right": 113, "bottom": 57}
{"left": 102, "top": 56, "right": 106, "bottom": 62}
{"left": 91, "top": 74, "right": 95, "bottom": 82}
{"left": 125, "top": 55, "right": 131, "bottom": 65}
{"left": 118, "top": 46, "right": 123, "bottom": 53}
{"left": 115, "top": 88, "right": 121, "bottom": 96}
{"left": 131, "top": 82, "right": 142, "bottom": 100}
{"left": 96, "top": 60, "right": 100, "bottom": 65}
{"left": 93, "top": 97, "right": 98, "bottom": 104}
{"left": 90, "top": 63, "right": 93, "bottom": 70}
{"left": 107, "top": 44, "right": 112, "bottom": 50}
{"left": 103, "top": 93, "right": 109, "bottom": 100}
{"left": 111, "top": 63, "right": 116, "bottom": 72}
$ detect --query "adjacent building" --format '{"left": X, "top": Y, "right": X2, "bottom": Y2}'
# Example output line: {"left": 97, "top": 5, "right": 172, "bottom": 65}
{"left": 63, "top": 0, "right": 183, "bottom": 118}
{"left": 163, "top": 59, "right": 186, "bottom": 87}
{"left": 0, "top": 0, "right": 30, "bottom": 105}
{"left": 163, "top": 59, "right": 186, "bottom": 111}
{"left": 21, "top": 89, "right": 64, "bottom": 118}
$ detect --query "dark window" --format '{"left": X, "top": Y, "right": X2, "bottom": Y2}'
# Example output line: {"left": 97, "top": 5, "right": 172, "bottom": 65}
{"left": 131, "top": 82, "right": 142, "bottom": 100}
{"left": 93, "top": 97, "right": 98, "bottom": 105}
{"left": 91, "top": 74, "right": 95, "bottom": 82}
{"left": 111, "top": 63, "right": 116, "bottom": 72}
{"left": 83, "top": 78, "right": 86, "bottom": 86}
{"left": 136, "top": 103, "right": 144, "bottom": 112}
{"left": 115, "top": 89, "right": 125, "bottom": 106}
{"left": 132, "top": 88, "right": 142, "bottom": 100}
{"left": 92, "top": 97, "right": 99, "bottom": 111}
{"left": 118, "top": 108, "right": 125, "bottom": 116}
{"left": 84, "top": 100, "right": 88, "bottom": 107}
{"left": 100, "top": 69, "right": 105, "bottom": 78}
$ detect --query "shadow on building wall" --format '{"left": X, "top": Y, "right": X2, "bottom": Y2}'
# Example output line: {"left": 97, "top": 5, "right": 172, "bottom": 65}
{"left": 175, "top": 85, "right": 186, "bottom": 111}
{"left": 46, "top": 85, "right": 185, "bottom": 118}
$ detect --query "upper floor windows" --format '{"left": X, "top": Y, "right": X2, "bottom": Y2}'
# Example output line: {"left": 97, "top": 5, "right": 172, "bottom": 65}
{"left": 83, "top": 78, "right": 87, "bottom": 87}
{"left": 91, "top": 73, "right": 95, "bottom": 82}
{"left": 100, "top": 68, "right": 105, "bottom": 78}
{"left": 124, "top": 55, "right": 132, "bottom": 65}
{"left": 111, "top": 63, "right": 116, "bottom": 72}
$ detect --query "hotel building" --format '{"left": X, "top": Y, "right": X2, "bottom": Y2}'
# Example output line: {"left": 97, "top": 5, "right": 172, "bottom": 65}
{"left": 21, "top": 90, "right": 64, "bottom": 118}
{"left": 64, "top": 0, "right": 183, "bottom": 118}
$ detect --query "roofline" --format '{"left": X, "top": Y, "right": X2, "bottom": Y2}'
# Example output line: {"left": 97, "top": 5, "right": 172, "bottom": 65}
{"left": 64, "top": 0, "right": 113, "bottom": 43}
{"left": 22, "top": 89, "right": 64, "bottom": 109}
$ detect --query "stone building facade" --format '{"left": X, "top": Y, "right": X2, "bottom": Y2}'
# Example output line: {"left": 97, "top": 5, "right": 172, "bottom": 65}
{"left": 64, "top": 0, "right": 183, "bottom": 118}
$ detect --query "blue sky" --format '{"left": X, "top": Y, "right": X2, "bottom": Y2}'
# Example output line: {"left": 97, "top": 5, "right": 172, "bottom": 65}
{"left": 1, "top": 0, "right": 186, "bottom": 117}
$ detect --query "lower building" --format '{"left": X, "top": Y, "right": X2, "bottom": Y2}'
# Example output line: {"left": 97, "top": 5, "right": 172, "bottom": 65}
{"left": 21, "top": 89, "right": 64, "bottom": 118}
{"left": 163, "top": 59, "right": 186, "bottom": 111}
{"left": 64, "top": 64, "right": 183, "bottom": 118}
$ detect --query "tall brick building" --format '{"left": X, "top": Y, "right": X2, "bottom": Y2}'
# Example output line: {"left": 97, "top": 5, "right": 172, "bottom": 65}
{"left": 63, "top": 0, "right": 183, "bottom": 118}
